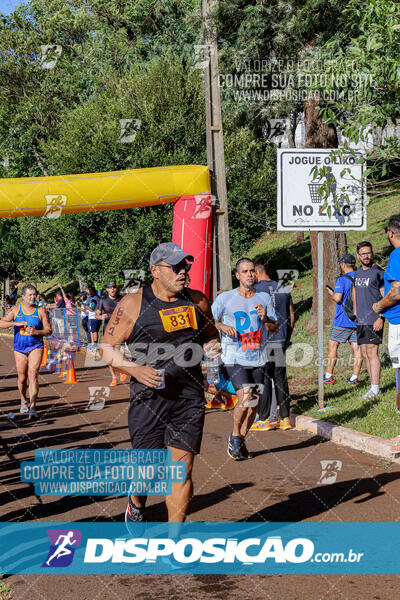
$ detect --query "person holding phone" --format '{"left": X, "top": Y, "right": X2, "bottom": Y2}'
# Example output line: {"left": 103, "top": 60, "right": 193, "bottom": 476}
{"left": 325, "top": 254, "right": 362, "bottom": 385}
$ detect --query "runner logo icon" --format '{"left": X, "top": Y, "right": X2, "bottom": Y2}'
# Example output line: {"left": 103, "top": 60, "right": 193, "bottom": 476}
{"left": 318, "top": 460, "right": 342, "bottom": 485}
{"left": 42, "top": 529, "right": 82, "bottom": 567}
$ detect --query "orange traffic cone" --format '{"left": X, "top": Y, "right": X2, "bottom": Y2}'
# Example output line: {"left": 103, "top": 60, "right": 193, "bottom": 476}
{"left": 41, "top": 344, "right": 48, "bottom": 368}
{"left": 64, "top": 354, "right": 78, "bottom": 384}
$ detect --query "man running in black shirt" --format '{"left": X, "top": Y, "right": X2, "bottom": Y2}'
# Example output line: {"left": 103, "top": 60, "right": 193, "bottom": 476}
{"left": 96, "top": 281, "right": 125, "bottom": 386}
{"left": 101, "top": 243, "right": 220, "bottom": 524}
{"left": 353, "top": 241, "right": 385, "bottom": 399}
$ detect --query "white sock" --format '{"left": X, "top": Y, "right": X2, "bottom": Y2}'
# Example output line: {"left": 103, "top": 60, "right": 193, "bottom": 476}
{"left": 371, "top": 384, "right": 380, "bottom": 394}
{"left": 325, "top": 372, "right": 332, "bottom": 379}
{"left": 350, "top": 374, "right": 358, "bottom": 382}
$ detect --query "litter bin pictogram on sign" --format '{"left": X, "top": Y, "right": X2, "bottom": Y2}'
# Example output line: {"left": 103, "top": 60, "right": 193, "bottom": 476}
{"left": 308, "top": 183, "right": 325, "bottom": 204}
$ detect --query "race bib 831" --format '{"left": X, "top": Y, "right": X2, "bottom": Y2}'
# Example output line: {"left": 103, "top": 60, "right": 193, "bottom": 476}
{"left": 159, "top": 305, "right": 198, "bottom": 333}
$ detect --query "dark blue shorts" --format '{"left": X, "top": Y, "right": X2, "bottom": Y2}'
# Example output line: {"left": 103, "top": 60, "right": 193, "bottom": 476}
{"left": 88, "top": 319, "right": 100, "bottom": 333}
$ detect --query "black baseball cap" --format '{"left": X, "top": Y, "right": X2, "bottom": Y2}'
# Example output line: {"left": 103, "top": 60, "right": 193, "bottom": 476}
{"left": 338, "top": 254, "right": 356, "bottom": 265}
{"left": 149, "top": 242, "right": 193, "bottom": 267}
{"left": 106, "top": 281, "right": 117, "bottom": 288}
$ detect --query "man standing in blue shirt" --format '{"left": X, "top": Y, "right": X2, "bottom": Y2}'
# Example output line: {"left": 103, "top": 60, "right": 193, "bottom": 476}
{"left": 325, "top": 254, "right": 362, "bottom": 385}
{"left": 372, "top": 215, "right": 400, "bottom": 453}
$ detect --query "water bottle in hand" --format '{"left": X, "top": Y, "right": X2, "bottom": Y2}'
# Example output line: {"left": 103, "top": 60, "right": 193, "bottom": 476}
{"left": 205, "top": 356, "right": 220, "bottom": 384}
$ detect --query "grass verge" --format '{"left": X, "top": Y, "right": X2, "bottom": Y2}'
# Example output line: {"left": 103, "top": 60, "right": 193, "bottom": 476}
{"left": 0, "top": 575, "right": 12, "bottom": 600}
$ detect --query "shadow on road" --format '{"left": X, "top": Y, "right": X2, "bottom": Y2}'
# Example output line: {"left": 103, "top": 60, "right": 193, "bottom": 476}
{"left": 242, "top": 471, "right": 400, "bottom": 521}
{"left": 251, "top": 435, "right": 327, "bottom": 458}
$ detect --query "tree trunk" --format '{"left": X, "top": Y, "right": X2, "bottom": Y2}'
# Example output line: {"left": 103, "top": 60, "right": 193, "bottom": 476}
{"left": 304, "top": 97, "right": 347, "bottom": 330}
{"left": 296, "top": 231, "right": 304, "bottom": 245}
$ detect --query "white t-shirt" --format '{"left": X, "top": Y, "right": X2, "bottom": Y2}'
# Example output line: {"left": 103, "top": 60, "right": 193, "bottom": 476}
{"left": 85, "top": 297, "right": 98, "bottom": 321}
{"left": 211, "top": 288, "right": 276, "bottom": 366}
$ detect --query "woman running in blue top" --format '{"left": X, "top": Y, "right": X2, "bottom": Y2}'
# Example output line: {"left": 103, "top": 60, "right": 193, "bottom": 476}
{"left": 0, "top": 284, "right": 52, "bottom": 418}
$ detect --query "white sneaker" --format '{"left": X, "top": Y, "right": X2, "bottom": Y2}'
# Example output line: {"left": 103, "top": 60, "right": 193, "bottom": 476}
{"left": 20, "top": 402, "right": 29, "bottom": 414}
{"left": 363, "top": 388, "right": 380, "bottom": 400}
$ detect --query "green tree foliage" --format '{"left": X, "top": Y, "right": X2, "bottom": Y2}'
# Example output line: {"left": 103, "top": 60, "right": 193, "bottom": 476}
{"left": 314, "top": 0, "right": 400, "bottom": 181}
{"left": 224, "top": 128, "right": 276, "bottom": 256}
{"left": 0, "top": 0, "right": 398, "bottom": 285}
{"left": 20, "top": 55, "right": 206, "bottom": 281}
{"left": 0, "top": 1, "right": 205, "bottom": 282}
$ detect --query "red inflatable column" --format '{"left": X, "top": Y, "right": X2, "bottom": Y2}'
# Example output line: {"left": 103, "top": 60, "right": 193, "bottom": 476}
{"left": 172, "top": 195, "right": 214, "bottom": 298}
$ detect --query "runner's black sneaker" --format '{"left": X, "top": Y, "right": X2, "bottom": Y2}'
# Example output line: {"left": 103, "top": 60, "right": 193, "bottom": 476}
{"left": 125, "top": 497, "right": 146, "bottom": 535}
{"left": 346, "top": 377, "right": 360, "bottom": 385}
{"left": 239, "top": 439, "right": 253, "bottom": 460}
{"left": 227, "top": 433, "right": 242, "bottom": 460}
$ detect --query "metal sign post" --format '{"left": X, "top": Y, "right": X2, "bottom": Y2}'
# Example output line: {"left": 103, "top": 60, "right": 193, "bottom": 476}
{"left": 317, "top": 231, "right": 324, "bottom": 409}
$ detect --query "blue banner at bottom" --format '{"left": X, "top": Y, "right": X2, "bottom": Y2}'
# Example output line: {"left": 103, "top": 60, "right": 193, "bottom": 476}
{"left": 0, "top": 522, "right": 398, "bottom": 574}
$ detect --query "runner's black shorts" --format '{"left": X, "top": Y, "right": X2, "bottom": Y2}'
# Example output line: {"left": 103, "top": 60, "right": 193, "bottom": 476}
{"left": 356, "top": 324, "right": 384, "bottom": 345}
{"left": 222, "top": 364, "right": 264, "bottom": 392}
{"left": 128, "top": 390, "right": 205, "bottom": 455}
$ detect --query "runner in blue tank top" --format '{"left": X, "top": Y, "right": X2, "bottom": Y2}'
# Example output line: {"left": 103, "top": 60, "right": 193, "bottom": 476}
{"left": 0, "top": 284, "right": 52, "bottom": 418}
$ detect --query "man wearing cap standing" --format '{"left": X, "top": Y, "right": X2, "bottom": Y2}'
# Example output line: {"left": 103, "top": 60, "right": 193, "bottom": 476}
{"left": 325, "top": 254, "right": 362, "bottom": 385}
{"left": 96, "top": 282, "right": 125, "bottom": 386}
{"left": 101, "top": 243, "right": 220, "bottom": 525}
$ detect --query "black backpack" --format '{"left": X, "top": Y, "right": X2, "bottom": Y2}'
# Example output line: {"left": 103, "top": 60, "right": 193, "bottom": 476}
{"left": 339, "top": 274, "right": 356, "bottom": 322}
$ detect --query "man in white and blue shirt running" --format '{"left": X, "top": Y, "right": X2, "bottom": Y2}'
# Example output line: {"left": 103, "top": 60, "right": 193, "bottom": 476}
{"left": 212, "top": 257, "right": 278, "bottom": 460}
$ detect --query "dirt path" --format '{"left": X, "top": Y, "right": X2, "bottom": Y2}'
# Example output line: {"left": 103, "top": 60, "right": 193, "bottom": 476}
{"left": 1, "top": 335, "right": 399, "bottom": 599}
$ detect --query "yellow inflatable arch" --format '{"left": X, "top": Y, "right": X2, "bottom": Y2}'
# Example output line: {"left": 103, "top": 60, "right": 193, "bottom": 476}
{"left": 0, "top": 165, "right": 210, "bottom": 218}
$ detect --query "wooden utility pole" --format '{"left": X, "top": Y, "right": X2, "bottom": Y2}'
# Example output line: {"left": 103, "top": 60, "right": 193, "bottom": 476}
{"left": 202, "top": 0, "right": 232, "bottom": 299}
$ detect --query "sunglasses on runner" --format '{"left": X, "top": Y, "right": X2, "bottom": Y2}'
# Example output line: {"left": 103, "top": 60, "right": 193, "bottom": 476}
{"left": 155, "top": 261, "right": 192, "bottom": 274}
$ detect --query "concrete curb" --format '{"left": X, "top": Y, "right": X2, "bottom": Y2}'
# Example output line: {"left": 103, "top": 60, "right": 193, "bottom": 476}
{"left": 290, "top": 413, "right": 400, "bottom": 464}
